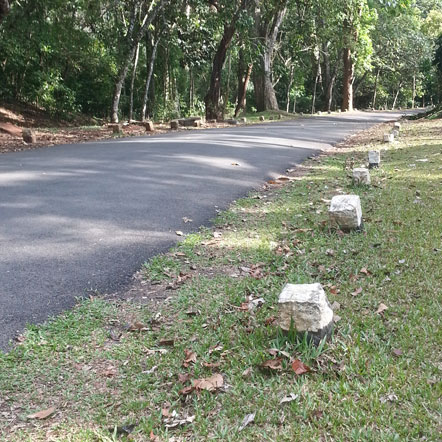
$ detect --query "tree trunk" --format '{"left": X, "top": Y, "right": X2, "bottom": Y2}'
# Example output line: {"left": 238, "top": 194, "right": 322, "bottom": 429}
{"left": 253, "top": 2, "right": 288, "bottom": 112}
{"left": 205, "top": 23, "right": 237, "bottom": 120}
{"left": 0, "top": 0, "right": 9, "bottom": 22}
{"left": 372, "top": 69, "right": 380, "bottom": 109}
{"left": 341, "top": 47, "right": 354, "bottom": 111}
{"left": 235, "top": 49, "right": 252, "bottom": 117}
{"left": 111, "top": 0, "right": 166, "bottom": 123}
{"left": 129, "top": 43, "right": 140, "bottom": 122}
{"left": 223, "top": 51, "right": 232, "bottom": 116}
{"left": 392, "top": 82, "right": 402, "bottom": 110}
{"left": 286, "top": 65, "right": 294, "bottom": 113}
{"left": 142, "top": 31, "right": 161, "bottom": 121}
{"left": 412, "top": 74, "right": 416, "bottom": 109}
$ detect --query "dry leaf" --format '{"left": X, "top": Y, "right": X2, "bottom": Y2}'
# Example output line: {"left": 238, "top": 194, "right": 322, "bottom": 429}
{"left": 203, "top": 361, "right": 222, "bottom": 368}
{"left": 27, "top": 407, "right": 56, "bottom": 420}
{"left": 183, "top": 349, "right": 197, "bottom": 367}
{"left": 158, "top": 338, "right": 175, "bottom": 346}
{"left": 127, "top": 321, "right": 148, "bottom": 332}
{"left": 392, "top": 349, "right": 403, "bottom": 357}
{"left": 239, "top": 412, "right": 255, "bottom": 431}
{"left": 279, "top": 393, "right": 299, "bottom": 405}
{"left": 360, "top": 267, "right": 372, "bottom": 276}
{"left": 242, "top": 367, "right": 252, "bottom": 378}
{"left": 351, "top": 287, "right": 363, "bottom": 297}
{"left": 193, "top": 373, "right": 224, "bottom": 392}
{"left": 260, "top": 358, "right": 283, "bottom": 371}
{"left": 178, "top": 373, "right": 191, "bottom": 383}
{"left": 291, "top": 359, "right": 311, "bottom": 375}
{"left": 376, "top": 303, "right": 388, "bottom": 314}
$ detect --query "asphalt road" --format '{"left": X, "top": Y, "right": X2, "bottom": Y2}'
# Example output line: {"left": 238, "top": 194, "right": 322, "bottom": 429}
{"left": 0, "top": 111, "right": 415, "bottom": 350}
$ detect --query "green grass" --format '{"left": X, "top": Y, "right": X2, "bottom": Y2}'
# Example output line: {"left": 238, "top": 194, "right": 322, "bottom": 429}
{"left": 0, "top": 119, "right": 441, "bottom": 441}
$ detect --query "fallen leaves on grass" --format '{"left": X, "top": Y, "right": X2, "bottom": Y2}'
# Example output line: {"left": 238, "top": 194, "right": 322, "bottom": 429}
{"left": 279, "top": 393, "right": 299, "bottom": 405}
{"left": 392, "top": 349, "right": 403, "bottom": 357}
{"left": 183, "top": 349, "right": 197, "bottom": 367}
{"left": 351, "top": 287, "right": 363, "bottom": 297}
{"left": 360, "top": 267, "right": 372, "bottom": 276}
{"left": 27, "top": 406, "right": 56, "bottom": 420}
{"left": 163, "top": 411, "right": 195, "bottom": 428}
{"left": 193, "top": 373, "right": 224, "bottom": 392}
{"left": 260, "top": 357, "right": 283, "bottom": 372}
{"left": 376, "top": 303, "right": 388, "bottom": 315}
{"left": 238, "top": 412, "right": 255, "bottom": 431}
{"left": 127, "top": 321, "right": 149, "bottom": 332}
{"left": 291, "top": 359, "right": 311, "bottom": 375}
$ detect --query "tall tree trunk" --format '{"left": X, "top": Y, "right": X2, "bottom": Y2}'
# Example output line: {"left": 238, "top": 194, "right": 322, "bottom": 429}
{"left": 129, "top": 43, "right": 140, "bottom": 121}
{"left": 235, "top": 49, "right": 252, "bottom": 117}
{"left": 142, "top": 31, "right": 161, "bottom": 121}
{"left": 223, "top": 51, "right": 232, "bottom": 116}
{"left": 412, "top": 74, "right": 416, "bottom": 109}
{"left": 341, "top": 47, "right": 354, "bottom": 111}
{"left": 286, "top": 65, "right": 294, "bottom": 113}
{"left": 205, "top": 23, "right": 237, "bottom": 120}
{"left": 392, "top": 82, "right": 403, "bottom": 110}
{"left": 372, "top": 69, "right": 380, "bottom": 109}
{"left": 111, "top": 0, "right": 166, "bottom": 123}
{"left": 0, "top": 0, "right": 9, "bottom": 22}
{"left": 253, "top": 2, "right": 287, "bottom": 112}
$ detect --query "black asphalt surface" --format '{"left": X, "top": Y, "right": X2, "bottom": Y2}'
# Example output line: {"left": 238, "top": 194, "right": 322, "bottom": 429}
{"left": 0, "top": 111, "right": 415, "bottom": 350}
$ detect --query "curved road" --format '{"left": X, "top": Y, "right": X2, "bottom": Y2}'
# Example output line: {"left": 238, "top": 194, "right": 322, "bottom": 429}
{"left": 0, "top": 111, "right": 413, "bottom": 350}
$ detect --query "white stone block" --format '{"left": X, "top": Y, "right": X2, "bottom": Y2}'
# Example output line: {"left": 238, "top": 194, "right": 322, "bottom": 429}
{"left": 368, "top": 150, "right": 381, "bottom": 168}
{"left": 392, "top": 129, "right": 399, "bottom": 137}
{"left": 394, "top": 122, "right": 401, "bottom": 130}
{"left": 384, "top": 133, "right": 394, "bottom": 143}
{"left": 277, "top": 283, "right": 334, "bottom": 344}
{"left": 353, "top": 168, "right": 371, "bottom": 185}
{"left": 329, "top": 195, "right": 362, "bottom": 230}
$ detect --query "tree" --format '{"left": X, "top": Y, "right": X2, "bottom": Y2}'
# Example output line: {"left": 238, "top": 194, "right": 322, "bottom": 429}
{"left": 110, "top": 0, "right": 167, "bottom": 123}
{"left": 252, "top": 0, "right": 288, "bottom": 112}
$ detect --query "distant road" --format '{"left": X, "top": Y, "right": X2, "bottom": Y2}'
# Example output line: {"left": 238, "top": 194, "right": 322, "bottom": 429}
{"left": 0, "top": 110, "right": 420, "bottom": 350}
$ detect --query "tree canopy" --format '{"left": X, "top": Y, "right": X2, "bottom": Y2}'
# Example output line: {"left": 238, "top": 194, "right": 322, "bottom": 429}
{"left": 0, "top": 0, "right": 440, "bottom": 122}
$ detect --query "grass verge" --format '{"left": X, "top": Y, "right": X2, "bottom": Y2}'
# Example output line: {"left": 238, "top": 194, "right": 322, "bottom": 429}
{"left": 0, "top": 118, "right": 441, "bottom": 441}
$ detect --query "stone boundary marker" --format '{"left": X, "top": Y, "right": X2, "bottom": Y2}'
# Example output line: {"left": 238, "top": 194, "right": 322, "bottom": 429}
{"left": 368, "top": 150, "right": 380, "bottom": 168}
{"left": 353, "top": 167, "right": 371, "bottom": 185}
{"left": 277, "top": 283, "right": 334, "bottom": 345}
{"left": 329, "top": 194, "right": 363, "bottom": 231}
{"left": 384, "top": 133, "right": 394, "bottom": 143}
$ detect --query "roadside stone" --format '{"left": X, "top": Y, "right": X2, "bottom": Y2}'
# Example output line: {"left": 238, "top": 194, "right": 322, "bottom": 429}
{"left": 170, "top": 120, "right": 179, "bottom": 130}
{"left": 368, "top": 150, "right": 381, "bottom": 168}
{"left": 193, "top": 120, "right": 201, "bottom": 128}
{"left": 353, "top": 167, "right": 371, "bottom": 185}
{"left": 259, "top": 116, "right": 265, "bottom": 121}
{"left": 109, "top": 124, "right": 122, "bottom": 134}
{"left": 144, "top": 121, "right": 154, "bottom": 132}
{"left": 277, "top": 283, "right": 334, "bottom": 345}
{"left": 329, "top": 194, "right": 363, "bottom": 230}
{"left": 392, "top": 129, "right": 399, "bottom": 137}
{"left": 384, "top": 133, "right": 394, "bottom": 143}
{"left": 239, "top": 117, "right": 247, "bottom": 123}
{"left": 22, "top": 128, "right": 36, "bottom": 143}
{"left": 394, "top": 122, "right": 401, "bottom": 130}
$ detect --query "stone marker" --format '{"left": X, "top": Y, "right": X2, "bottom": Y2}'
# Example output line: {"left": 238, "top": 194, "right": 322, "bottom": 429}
{"left": 337, "top": 109, "right": 342, "bottom": 113}
{"left": 144, "top": 121, "right": 154, "bottom": 132}
{"left": 269, "top": 116, "right": 274, "bottom": 120}
{"left": 368, "top": 150, "right": 381, "bottom": 168}
{"left": 259, "top": 116, "right": 265, "bottom": 121}
{"left": 329, "top": 194, "right": 363, "bottom": 230}
{"left": 300, "top": 112, "right": 304, "bottom": 117}
{"left": 193, "top": 120, "right": 201, "bottom": 128}
{"left": 394, "top": 122, "right": 401, "bottom": 130}
{"left": 384, "top": 133, "right": 394, "bottom": 143}
{"left": 328, "top": 110, "right": 332, "bottom": 114}
{"left": 109, "top": 124, "right": 122, "bottom": 134}
{"left": 353, "top": 167, "right": 371, "bottom": 185}
{"left": 239, "top": 117, "right": 247, "bottom": 124}
{"left": 22, "top": 128, "right": 36, "bottom": 143}
{"left": 170, "top": 120, "right": 179, "bottom": 130}
{"left": 392, "top": 129, "right": 399, "bottom": 137}
{"left": 277, "top": 283, "right": 334, "bottom": 345}
{"left": 317, "top": 111, "right": 322, "bottom": 115}
{"left": 278, "top": 114, "right": 282, "bottom": 120}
